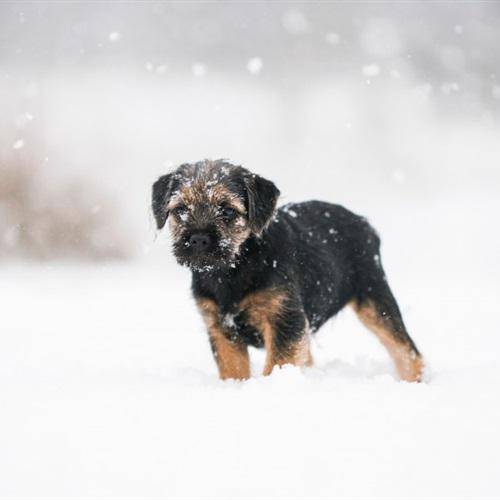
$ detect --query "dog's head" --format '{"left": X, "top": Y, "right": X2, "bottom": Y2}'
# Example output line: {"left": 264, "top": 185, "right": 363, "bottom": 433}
{"left": 152, "top": 159, "right": 280, "bottom": 271}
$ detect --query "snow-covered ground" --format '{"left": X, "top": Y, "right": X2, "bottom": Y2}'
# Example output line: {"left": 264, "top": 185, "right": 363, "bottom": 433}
{"left": 1, "top": 194, "right": 499, "bottom": 498}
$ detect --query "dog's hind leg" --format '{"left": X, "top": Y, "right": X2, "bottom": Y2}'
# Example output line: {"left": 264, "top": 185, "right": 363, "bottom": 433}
{"left": 351, "top": 263, "right": 424, "bottom": 382}
{"left": 240, "top": 289, "right": 313, "bottom": 376}
{"left": 261, "top": 322, "right": 313, "bottom": 376}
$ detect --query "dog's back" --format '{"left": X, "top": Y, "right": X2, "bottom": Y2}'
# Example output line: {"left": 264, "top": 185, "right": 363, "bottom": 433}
{"left": 277, "top": 200, "right": 382, "bottom": 332}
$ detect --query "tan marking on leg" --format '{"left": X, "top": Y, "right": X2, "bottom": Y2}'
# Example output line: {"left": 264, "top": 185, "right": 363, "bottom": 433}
{"left": 240, "top": 289, "right": 313, "bottom": 376}
{"left": 294, "top": 325, "right": 314, "bottom": 367}
{"left": 352, "top": 300, "right": 423, "bottom": 382}
{"left": 196, "top": 298, "right": 250, "bottom": 380}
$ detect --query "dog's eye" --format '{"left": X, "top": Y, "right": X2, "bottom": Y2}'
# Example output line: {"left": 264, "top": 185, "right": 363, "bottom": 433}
{"left": 172, "top": 205, "right": 188, "bottom": 218}
{"left": 221, "top": 206, "right": 237, "bottom": 221}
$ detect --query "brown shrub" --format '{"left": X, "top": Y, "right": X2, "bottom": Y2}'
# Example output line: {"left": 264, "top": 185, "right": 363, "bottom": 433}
{"left": 0, "top": 148, "right": 133, "bottom": 261}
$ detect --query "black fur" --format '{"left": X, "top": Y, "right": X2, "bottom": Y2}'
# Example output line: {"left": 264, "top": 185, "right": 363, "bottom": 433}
{"left": 244, "top": 174, "right": 281, "bottom": 235}
{"left": 152, "top": 159, "right": 421, "bottom": 376}
{"left": 152, "top": 173, "right": 173, "bottom": 230}
{"left": 192, "top": 201, "right": 417, "bottom": 345}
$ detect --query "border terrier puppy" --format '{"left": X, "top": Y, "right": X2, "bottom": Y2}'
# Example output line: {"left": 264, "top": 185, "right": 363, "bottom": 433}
{"left": 152, "top": 159, "right": 423, "bottom": 382}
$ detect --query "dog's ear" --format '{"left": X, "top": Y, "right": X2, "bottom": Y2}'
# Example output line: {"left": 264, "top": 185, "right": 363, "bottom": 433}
{"left": 244, "top": 173, "right": 280, "bottom": 235}
{"left": 152, "top": 174, "right": 174, "bottom": 230}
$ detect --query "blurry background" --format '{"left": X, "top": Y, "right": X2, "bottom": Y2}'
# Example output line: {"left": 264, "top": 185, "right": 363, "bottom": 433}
{"left": 1, "top": 0, "right": 499, "bottom": 260}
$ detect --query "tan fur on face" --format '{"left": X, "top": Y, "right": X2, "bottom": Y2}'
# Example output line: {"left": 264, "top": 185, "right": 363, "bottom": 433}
{"left": 196, "top": 298, "right": 250, "bottom": 380}
{"left": 352, "top": 300, "right": 423, "bottom": 382}
{"left": 240, "top": 289, "right": 313, "bottom": 376}
{"left": 179, "top": 183, "right": 246, "bottom": 214}
{"left": 167, "top": 168, "right": 250, "bottom": 258}
{"left": 167, "top": 160, "right": 246, "bottom": 215}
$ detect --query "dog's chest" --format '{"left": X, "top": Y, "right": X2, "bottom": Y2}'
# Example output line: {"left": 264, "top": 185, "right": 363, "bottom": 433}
{"left": 193, "top": 269, "right": 272, "bottom": 348}
{"left": 221, "top": 306, "right": 264, "bottom": 348}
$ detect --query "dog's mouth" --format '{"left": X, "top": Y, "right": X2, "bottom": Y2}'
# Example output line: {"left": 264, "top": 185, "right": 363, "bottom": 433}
{"left": 175, "top": 253, "right": 237, "bottom": 272}
{"left": 172, "top": 236, "right": 237, "bottom": 272}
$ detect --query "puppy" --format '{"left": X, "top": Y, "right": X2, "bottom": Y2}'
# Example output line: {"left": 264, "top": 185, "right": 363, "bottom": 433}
{"left": 152, "top": 159, "right": 423, "bottom": 382}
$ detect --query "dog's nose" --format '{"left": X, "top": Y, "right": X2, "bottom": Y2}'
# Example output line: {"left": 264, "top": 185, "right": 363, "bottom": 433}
{"left": 189, "top": 233, "right": 211, "bottom": 252}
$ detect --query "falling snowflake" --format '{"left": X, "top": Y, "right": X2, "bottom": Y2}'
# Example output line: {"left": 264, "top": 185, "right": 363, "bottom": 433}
{"left": 108, "top": 32, "right": 121, "bottom": 42}
{"left": 362, "top": 64, "right": 380, "bottom": 77}
{"left": 192, "top": 63, "right": 207, "bottom": 78}
{"left": 441, "top": 82, "right": 460, "bottom": 94}
{"left": 325, "top": 32, "right": 340, "bottom": 46}
{"left": 247, "top": 57, "right": 263, "bottom": 75}
{"left": 392, "top": 169, "right": 405, "bottom": 183}
{"left": 282, "top": 9, "right": 310, "bottom": 35}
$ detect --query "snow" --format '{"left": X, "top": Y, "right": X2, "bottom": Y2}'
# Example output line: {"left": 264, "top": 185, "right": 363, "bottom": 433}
{"left": 360, "top": 18, "right": 402, "bottom": 58}
{"left": 440, "top": 45, "right": 466, "bottom": 72}
{"left": 108, "top": 31, "right": 121, "bottom": 42}
{"left": 155, "top": 64, "right": 167, "bottom": 75}
{"left": 282, "top": 9, "right": 310, "bottom": 35}
{"left": 392, "top": 168, "right": 406, "bottom": 183}
{"left": 362, "top": 63, "right": 381, "bottom": 77}
{"left": 324, "top": 32, "right": 340, "bottom": 46}
{"left": 247, "top": 57, "right": 263, "bottom": 75}
{"left": 1, "top": 197, "right": 499, "bottom": 497}
{"left": 441, "top": 82, "right": 460, "bottom": 94}
{"left": 390, "top": 69, "right": 401, "bottom": 79}
{"left": 192, "top": 63, "right": 207, "bottom": 78}
{"left": 283, "top": 206, "right": 298, "bottom": 218}
{"left": 12, "top": 139, "right": 24, "bottom": 150}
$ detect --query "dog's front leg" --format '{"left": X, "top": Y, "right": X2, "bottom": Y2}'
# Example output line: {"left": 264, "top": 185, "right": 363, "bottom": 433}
{"left": 208, "top": 329, "right": 250, "bottom": 380}
{"left": 196, "top": 298, "right": 250, "bottom": 380}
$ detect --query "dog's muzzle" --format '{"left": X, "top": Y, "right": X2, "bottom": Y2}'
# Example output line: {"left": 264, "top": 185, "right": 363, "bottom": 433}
{"left": 188, "top": 232, "right": 212, "bottom": 255}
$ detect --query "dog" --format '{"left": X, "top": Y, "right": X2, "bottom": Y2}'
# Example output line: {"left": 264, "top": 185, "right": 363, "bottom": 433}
{"left": 152, "top": 159, "right": 423, "bottom": 382}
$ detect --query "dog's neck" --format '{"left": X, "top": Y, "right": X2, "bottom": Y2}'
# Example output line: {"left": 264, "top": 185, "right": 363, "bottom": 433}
{"left": 191, "top": 234, "right": 271, "bottom": 313}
